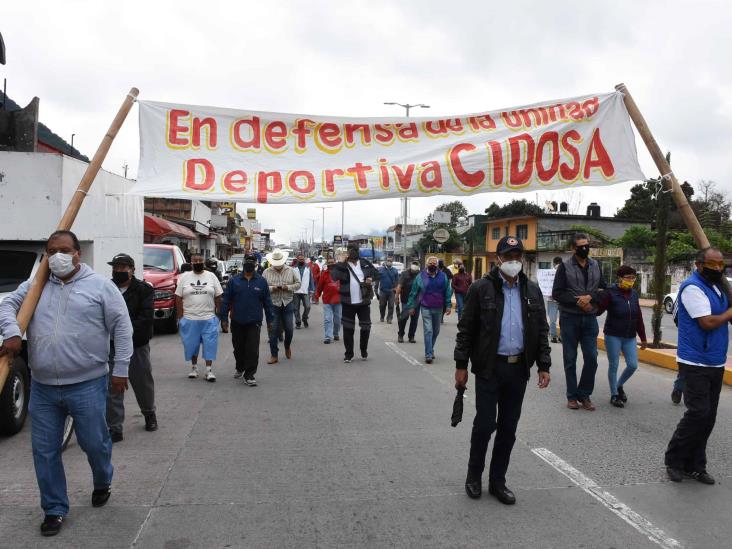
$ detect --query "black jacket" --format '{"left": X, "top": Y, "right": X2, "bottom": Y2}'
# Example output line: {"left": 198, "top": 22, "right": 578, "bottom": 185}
{"left": 330, "top": 259, "right": 379, "bottom": 305}
{"left": 454, "top": 267, "right": 550, "bottom": 378}
{"left": 122, "top": 277, "right": 154, "bottom": 348}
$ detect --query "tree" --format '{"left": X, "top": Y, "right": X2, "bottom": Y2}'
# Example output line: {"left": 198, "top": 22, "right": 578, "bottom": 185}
{"left": 484, "top": 199, "right": 543, "bottom": 218}
{"left": 691, "top": 180, "right": 731, "bottom": 233}
{"left": 615, "top": 179, "right": 694, "bottom": 226}
{"left": 616, "top": 225, "right": 657, "bottom": 251}
{"left": 424, "top": 201, "right": 468, "bottom": 229}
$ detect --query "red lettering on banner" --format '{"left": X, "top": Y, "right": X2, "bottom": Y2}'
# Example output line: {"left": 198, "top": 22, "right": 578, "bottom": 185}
{"left": 184, "top": 159, "right": 215, "bottom": 191}
{"left": 191, "top": 117, "right": 217, "bottom": 149}
{"left": 559, "top": 130, "right": 582, "bottom": 181}
{"left": 467, "top": 115, "right": 496, "bottom": 132}
{"left": 264, "top": 121, "right": 288, "bottom": 152}
{"left": 566, "top": 102, "right": 583, "bottom": 121}
{"left": 487, "top": 141, "right": 504, "bottom": 187}
{"left": 508, "top": 134, "right": 535, "bottom": 187}
{"left": 374, "top": 124, "right": 395, "bottom": 145}
{"left": 582, "top": 97, "right": 599, "bottom": 118}
{"left": 344, "top": 124, "right": 371, "bottom": 147}
{"left": 287, "top": 170, "right": 316, "bottom": 196}
{"left": 292, "top": 119, "right": 315, "bottom": 153}
{"left": 346, "top": 162, "right": 372, "bottom": 193}
{"left": 535, "top": 131, "right": 560, "bottom": 182}
{"left": 323, "top": 168, "right": 345, "bottom": 195}
{"left": 222, "top": 170, "right": 248, "bottom": 194}
{"left": 378, "top": 159, "right": 390, "bottom": 190}
{"left": 424, "top": 118, "right": 465, "bottom": 137}
{"left": 256, "top": 171, "right": 283, "bottom": 203}
{"left": 167, "top": 109, "right": 190, "bottom": 147}
{"left": 418, "top": 161, "right": 442, "bottom": 190}
{"left": 232, "top": 117, "right": 261, "bottom": 151}
{"left": 392, "top": 164, "right": 416, "bottom": 191}
{"left": 583, "top": 128, "right": 615, "bottom": 179}
{"left": 448, "top": 143, "right": 484, "bottom": 188}
{"left": 317, "top": 123, "right": 343, "bottom": 152}
{"left": 396, "top": 123, "right": 419, "bottom": 141}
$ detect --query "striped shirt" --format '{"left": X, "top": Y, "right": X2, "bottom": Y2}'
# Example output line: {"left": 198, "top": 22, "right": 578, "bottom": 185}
{"left": 262, "top": 266, "right": 300, "bottom": 307}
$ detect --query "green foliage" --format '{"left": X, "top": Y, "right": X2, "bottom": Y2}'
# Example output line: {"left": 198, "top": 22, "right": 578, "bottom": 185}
{"left": 616, "top": 226, "right": 657, "bottom": 251}
{"left": 425, "top": 201, "right": 469, "bottom": 229}
{"left": 615, "top": 180, "right": 695, "bottom": 224}
{"left": 419, "top": 201, "right": 467, "bottom": 253}
{"left": 664, "top": 228, "right": 732, "bottom": 263}
{"left": 484, "top": 199, "right": 543, "bottom": 218}
{"left": 568, "top": 224, "right": 614, "bottom": 245}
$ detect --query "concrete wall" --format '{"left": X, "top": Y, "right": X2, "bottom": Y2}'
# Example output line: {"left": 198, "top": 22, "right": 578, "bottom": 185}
{"left": 538, "top": 216, "right": 649, "bottom": 240}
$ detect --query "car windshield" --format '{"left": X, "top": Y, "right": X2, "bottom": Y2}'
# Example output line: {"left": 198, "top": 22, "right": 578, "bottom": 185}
{"left": 143, "top": 248, "right": 175, "bottom": 272}
{"left": 0, "top": 251, "right": 38, "bottom": 292}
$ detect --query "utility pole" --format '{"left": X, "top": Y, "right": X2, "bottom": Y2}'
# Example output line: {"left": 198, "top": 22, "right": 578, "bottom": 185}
{"left": 315, "top": 206, "right": 331, "bottom": 250}
{"left": 384, "top": 101, "right": 430, "bottom": 265}
{"left": 309, "top": 218, "right": 317, "bottom": 254}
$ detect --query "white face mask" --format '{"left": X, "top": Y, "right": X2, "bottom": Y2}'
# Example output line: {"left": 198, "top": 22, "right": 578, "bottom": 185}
{"left": 49, "top": 252, "right": 76, "bottom": 278}
{"left": 410, "top": 265, "right": 420, "bottom": 273}
{"left": 499, "top": 260, "right": 522, "bottom": 278}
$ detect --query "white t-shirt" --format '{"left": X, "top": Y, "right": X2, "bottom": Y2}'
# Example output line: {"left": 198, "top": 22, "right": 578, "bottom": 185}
{"left": 348, "top": 261, "right": 364, "bottom": 304}
{"left": 678, "top": 284, "right": 725, "bottom": 367}
{"left": 175, "top": 270, "right": 223, "bottom": 320}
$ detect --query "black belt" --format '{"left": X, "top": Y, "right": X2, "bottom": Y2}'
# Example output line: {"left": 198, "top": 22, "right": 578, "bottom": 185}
{"left": 497, "top": 353, "right": 524, "bottom": 364}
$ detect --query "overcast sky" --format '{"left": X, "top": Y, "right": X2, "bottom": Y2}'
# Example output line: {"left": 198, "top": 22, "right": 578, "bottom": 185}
{"left": 3, "top": 1, "right": 731, "bottom": 244}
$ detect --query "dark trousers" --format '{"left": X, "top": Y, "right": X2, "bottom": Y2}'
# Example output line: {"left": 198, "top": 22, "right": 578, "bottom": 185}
{"left": 559, "top": 312, "right": 599, "bottom": 400}
{"left": 468, "top": 360, "right": 528, "bottom": 485}
{"left": 665, "top": 364, "right": 724, "bottom": 472}
{"left": 108, "top": 344, "right": 156, "bottom": 434}
{"left": 269, "top": 302, "right": 294, "bottom": 357}
{"left": 397, "top": 305, "right": 420, "bottom": 339}
{"left": 342, "top": 302, "right": 371, "bottom": 359}
{"left": 294, "top": 293, "right": 311, "bottom": 326}
{"left": 378, "top": 290, "right": 395, "bottom": 321}
{"left": 231, "top": 320, "right": 262, "bottom": 379}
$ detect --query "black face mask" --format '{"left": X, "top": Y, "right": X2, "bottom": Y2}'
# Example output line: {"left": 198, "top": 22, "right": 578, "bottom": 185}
{"left": 458, "top": 267, "right": 465, "bottom": 273}
{"left": 112, "top": 271, "right": 130, "bottom": 285}
{"left": 427, "top": 265, "right": 438, "bottom": 273}
{"left": 575, "top": 245, "right": 590, "bottom": 259}
{"left": 192, "top": 263, "right": 204, "bottom": 273}
{"left": 244, "top": 262, "right": 256, "bottom": 273}
{"left": 702, "top": 267, "right": 723, "bottom": 284}
{"left": 298, "top": 260, "right": 305, "bottom": 266}
{"left": 348, "top": 251, "right": 359, "bottom": 261}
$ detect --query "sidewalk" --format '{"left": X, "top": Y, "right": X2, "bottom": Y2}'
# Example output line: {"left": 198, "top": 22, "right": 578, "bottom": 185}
{"left": 639, "top": 298, "right": 659, "bottom": 308}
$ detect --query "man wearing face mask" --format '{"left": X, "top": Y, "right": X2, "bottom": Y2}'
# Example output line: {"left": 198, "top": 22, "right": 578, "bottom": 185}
{"left": 0, "top": 230, "right": 132, "bottom": 536}
{"left": 220, "top": 252, "right": 273, "bottom": 386}
{"left": 314, "top": 256, "right": 342, "bottom": 344}
{"left": 664, "top": 247, "right": 732, "bottom": 485}
{"left": 395, "top": 261, "right": 421, "bottom": 343}
{"left": 293, "top": 253, "right": 315, "bottom": 329}
{"left": 106, "top": 254, "right": 157, "bottom": 442}
{"left": 377, "top": 257, "right": 399, "bottom": 324}
{"left": 406, "top": 256, "right": 452, "bottom": 364}
{"left": 552, "top": 233, "right": 607, "bottom": 411}
{"left": 454, "top": 236, "right": 551, "bottom": 505}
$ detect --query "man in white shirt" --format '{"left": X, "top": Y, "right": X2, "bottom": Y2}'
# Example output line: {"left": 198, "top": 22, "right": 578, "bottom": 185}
{"left": 293, "top": 253, "right": 314, "bottom": 329}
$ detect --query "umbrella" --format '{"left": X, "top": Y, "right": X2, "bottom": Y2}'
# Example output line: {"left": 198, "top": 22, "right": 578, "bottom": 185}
{"left": 451, "top": 387, "right": 466, "bottom": 427}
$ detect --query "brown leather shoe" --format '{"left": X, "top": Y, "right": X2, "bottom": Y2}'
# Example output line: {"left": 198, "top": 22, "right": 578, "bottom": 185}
{"left": 567, "top": 399, "right": 579, "bottom": 410}
{"left": 267, "top": 356, "right": 278, "bottom": 364}
{"left": 285, "top": 347, "right": 292, "bottom": 359}
{"left": 579, "top": 398, "right": 596, "bottom": 411}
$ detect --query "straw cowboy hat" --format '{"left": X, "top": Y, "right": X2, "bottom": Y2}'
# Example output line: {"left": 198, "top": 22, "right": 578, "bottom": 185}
{"left": 266, "top": 248, "right": 289, "bottom": 267}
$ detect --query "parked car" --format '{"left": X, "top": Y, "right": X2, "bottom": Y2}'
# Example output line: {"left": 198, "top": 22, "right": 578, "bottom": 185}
{"left": 143, "top": 244, "right": 187, "bottom": 333}
{"left": 663, "top": 277, "right": 732, "bottom": 314}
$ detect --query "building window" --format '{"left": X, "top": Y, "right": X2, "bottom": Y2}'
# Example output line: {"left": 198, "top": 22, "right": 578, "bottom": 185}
{"left": 516, "top": 224, "right": 529, "bottom": 240}
{"left": 491, "top": 227, "right": 500, "bottom": 240}
{"left": 538, "top": 262, "right": 551, "bottom": 269}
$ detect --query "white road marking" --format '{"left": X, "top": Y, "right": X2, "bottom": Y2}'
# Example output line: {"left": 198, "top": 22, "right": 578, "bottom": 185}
{"left": 531, "top": 447, "right": 683, "bottom": 549}
{"left": 385, "top": 341, "right": 424, "bottom": 367}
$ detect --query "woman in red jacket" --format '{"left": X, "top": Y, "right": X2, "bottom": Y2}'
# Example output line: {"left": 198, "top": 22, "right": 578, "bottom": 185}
{"left": 314, "top": 257, "right": 341, "bottom": 344}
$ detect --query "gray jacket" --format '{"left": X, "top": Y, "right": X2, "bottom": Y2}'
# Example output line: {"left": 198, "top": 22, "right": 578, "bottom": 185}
{"left": 552, "top": 256, "right": 605, "bottom": 315}
{"left": 0, "top": 263, "right": 133, "bottom": 385}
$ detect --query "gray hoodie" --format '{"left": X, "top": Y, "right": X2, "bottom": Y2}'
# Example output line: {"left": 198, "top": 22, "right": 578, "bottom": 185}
{"left": 0, "top": 263, "right": 132, "bottom": 385}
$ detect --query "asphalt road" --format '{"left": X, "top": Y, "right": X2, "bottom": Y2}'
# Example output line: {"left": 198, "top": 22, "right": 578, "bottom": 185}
{"left": 2, "top": 302, "right": 732, "bottom": 548}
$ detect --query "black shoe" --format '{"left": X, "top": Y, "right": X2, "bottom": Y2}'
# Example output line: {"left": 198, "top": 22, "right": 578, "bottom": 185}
{"left": 686, "top": 470, "right": 716, "bottom": 485}
{"left": 361, "top": 351, "right": 368, "bottom": 360}
{"left": 387, "top": 319, "right": 392, "bottom": 324}
{"left": 110, "top": 431, "right": 123, "bottom": 443}
{"left": 666, "top": 467, "right": 684, "bottom": 482}
{"left": 324, "top": 339, "right": 331, "bottom": 344}
{"left": 295, "top": 324, "right": 301, "bottom": 330}
{"left": 380, "top": 317, "right": 385, "bottom": 322}
{"left": 334, "top": 335, "right": 340, "bottom": 341}
{"left": 489, "top": 483, "right": 516, "bottom": 505}
{"left": 40, "top": 515, "right": 63, "bottom": 537}
{"left": 144, "top": 413, "right": 158, "bottom": 432}
{"left": 408, "top": 338, "right": 416, "bottom": 343}
{"left": 551, "top": 337, "right": 558, "bottom": 343}
{"left": 617, "top": 385, "right": 627, "bottom": 403}
{"left": 465, "top": 471, "right": 482, "bottom": 499}
{"left": 303, "top": 320, "right": 309, "bottom": 328}
{"left": 671, "top": 389, "right": 682, "bottom": 405}
{"left": 610, "top": 395, "right": 624, "bottom": 408}
{"left": 425, "top": 357, "right": 433, "bottom": 364}
{"left": 92, "top": 487, "right": 111, "bottom": 507}
{"left": 398, "top": 336, "right": 404, "bottom": 343}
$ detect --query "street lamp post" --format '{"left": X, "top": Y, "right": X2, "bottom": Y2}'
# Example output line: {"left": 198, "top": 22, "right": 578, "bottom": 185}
{"left": 383, "top": 101, "right": 430, "bottom": 266}
{"left": 315, "top": 206, "right": 332, "bottom": 252}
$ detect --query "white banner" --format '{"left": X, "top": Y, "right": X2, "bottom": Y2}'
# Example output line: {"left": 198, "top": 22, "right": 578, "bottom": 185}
{"left": 537, "top": 268, "right": 557, "bottom": 297}
{"left": 133, "top": 91, "right": 644, "bottom": 203}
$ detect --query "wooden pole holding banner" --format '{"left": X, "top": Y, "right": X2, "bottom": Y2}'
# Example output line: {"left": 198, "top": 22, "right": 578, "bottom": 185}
{"left": 0, "top": 87, "right": 139, "bottom": 391}
{"left": 615, "top": 83, "right": 732, "bottom": 303}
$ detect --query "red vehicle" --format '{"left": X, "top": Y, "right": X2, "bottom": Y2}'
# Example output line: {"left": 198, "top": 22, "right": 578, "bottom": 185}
{"left": 143, "top": 244, "right": 187, "bottom": 333}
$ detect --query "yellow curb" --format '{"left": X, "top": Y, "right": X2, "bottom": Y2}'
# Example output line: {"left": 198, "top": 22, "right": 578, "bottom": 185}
{"left": 597, "top": 336, "right": 732, "bottom": 386}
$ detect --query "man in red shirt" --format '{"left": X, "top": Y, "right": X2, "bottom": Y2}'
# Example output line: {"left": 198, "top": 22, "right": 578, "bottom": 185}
{"left": 314, "top": 256, "right": 341, "bottom": 344}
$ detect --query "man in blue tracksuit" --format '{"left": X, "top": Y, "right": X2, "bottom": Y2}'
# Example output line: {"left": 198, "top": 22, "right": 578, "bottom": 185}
{"left": 220, "top": 253, "right": 274, "bottom": 386}
{"left": 665, "top": 247, "right": 731, "bottom": 485}
{"left": 378, "top": 258, "right": 399, "bottom": 323}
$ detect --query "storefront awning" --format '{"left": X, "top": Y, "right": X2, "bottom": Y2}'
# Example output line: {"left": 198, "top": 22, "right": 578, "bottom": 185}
{"left": 144, "top": 214, "right": 196, "bottom": 240}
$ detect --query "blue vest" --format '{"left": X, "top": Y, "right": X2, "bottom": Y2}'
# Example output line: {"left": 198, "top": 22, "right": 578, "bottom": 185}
{"left": 603, "top": 285, "right": 640, "bottom": 339}
{"left": 677, "top": 271, "right": 729, "bottom": 366}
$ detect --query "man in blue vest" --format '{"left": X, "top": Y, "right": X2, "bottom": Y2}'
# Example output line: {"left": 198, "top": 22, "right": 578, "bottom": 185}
{"left": 665, "top": 247, "right": 731, "bottom": 484}
{"left": 552, "top": 233, "right": 606, "bottom": 411}
{"left": 378, "top": 258, "right": 399, "bottom": 323}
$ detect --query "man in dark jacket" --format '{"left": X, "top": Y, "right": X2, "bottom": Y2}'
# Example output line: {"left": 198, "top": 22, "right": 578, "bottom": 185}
{"left": 454, "top": 236, "right": 551, "bottom": 505}
{"left": 330, "top": 246, "right": 379, "bottom": 363}
{"left": 395, "top": 261, "right": 421, "bottom": 343}
{"left": 220, "top": 252, "right": 274, "bottom": 386}
{"left": 107, "top": 253, "right": 157, "bottom": 442}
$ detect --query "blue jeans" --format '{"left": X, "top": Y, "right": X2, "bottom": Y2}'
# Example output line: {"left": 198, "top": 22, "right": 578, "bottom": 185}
{"left": 421, "top": 306, "right": 443, "bottom": 359}
{"left": 547, "top": 300, "right": 559, "bottom": 338}
{"left": 605, "top": 335, "right": 639, "bottom": 397}
{"left": 29, "top": 375, "right": 113, "bottom": 516}
{"left": 323, "top": 303, "right": 342, "bottom": 340}
{"left": 269, "top": 301, "right": 295, "bottom": 356}
{"left": 560, "top": 312, "right": 599, "bottom": 400}
{"left": 456, "top": 293, "right": 466, "bottom": 320}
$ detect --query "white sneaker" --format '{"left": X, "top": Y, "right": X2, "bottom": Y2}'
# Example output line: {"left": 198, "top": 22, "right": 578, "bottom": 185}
{"left": 188, "top": 367, "right": 199, "bottom": 379}
{"left": 244, "top": 376, "right": 257, "bottom": 387}
{"left": 205, "top": 368, "right": 216, "bottom": 382}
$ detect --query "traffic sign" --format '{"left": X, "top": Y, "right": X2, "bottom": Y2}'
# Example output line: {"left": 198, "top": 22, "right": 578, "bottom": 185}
{"left": 433, "top": 228, "right": 450, "bottom": 243}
